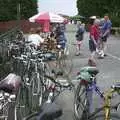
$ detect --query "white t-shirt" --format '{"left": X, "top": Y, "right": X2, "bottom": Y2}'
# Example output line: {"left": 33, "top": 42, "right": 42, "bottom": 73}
{"left": 28, "top": 34, "right": 44, "bottom": 47}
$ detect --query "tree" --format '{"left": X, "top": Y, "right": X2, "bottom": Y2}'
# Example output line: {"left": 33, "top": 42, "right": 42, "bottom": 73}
{"left": 77, "top": 0, "right": 120, "bottom": 17}
{"left": 77, "top": 0, "right": 120, "bottom": 26}
{"left": 0, "top": 0, "right": 37, "bottom": 21}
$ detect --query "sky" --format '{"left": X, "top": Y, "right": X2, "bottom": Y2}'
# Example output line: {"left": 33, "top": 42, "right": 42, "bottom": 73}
{"left": 37, "top": 0, "right": 78, "bottom": 16}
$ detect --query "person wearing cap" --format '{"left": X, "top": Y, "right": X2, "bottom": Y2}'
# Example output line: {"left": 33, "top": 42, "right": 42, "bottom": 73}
{"left": 88, "top": 19, "right": 100, "bottom": 66}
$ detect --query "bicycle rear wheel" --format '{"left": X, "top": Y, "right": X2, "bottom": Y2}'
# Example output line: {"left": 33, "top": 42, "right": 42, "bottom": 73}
{"left": 23, "top": 112, "right": 38, "bottom": 120}
{"left": 15, "top": 85, "right": 31, "bottom": 120}
{"left": 89, "top": 113, "right": 120, "bottom": 120}
{"left": 29, "top": 72, "right": 43, "bottom": 112}
{"left": 60, "top": 52, "right": 73, "bottom": 75}
{"left": 0, "top": 99, "right": 10, "bottom": 120}
{"left": 74, "top": 82, "right": 88, "bottom": 120}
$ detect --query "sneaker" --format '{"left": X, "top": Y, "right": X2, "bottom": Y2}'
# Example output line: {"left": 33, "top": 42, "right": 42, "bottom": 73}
{"left": 98, "top": 56, "right": 104, "bottom": 59}
{"left": 75, "top": 52, "right": 80, "bottom": 56}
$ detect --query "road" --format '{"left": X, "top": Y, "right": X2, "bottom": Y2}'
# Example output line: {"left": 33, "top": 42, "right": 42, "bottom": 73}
{"left": 55, "top": 24, "right": 120, "bottom": 120}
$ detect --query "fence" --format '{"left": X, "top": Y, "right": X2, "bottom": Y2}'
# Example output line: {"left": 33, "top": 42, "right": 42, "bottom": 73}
{"left": 0, "top": 27, "right": 20, "bottom": 79}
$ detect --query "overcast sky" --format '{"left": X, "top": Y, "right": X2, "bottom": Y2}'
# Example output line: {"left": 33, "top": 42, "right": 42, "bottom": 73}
{"left": 37, "top": 0, "right": 78, "bottom": 16}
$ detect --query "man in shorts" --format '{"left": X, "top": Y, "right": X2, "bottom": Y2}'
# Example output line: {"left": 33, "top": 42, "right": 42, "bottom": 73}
{"left": 88, "top": 19, "right": 100, "bottom": 66}
{"left": 100, "top": 15, "right": 112, "bottom": 58}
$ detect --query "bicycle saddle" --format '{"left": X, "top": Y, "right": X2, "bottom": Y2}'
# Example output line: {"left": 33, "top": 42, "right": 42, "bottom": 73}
{"left": 0, "top": 73, "right": 21, "bottom": 94}
{"left": 80, "top": 66, "right": 99, "bottom": 76}
{"left": 37, "top": 102, "right": 62, "bottom": 120}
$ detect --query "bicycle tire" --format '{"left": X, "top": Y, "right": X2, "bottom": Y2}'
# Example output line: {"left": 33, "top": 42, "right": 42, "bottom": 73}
{"left": 23, "top": 112, "right": 38, "bottom": 120}
{"left": 14, "top": 85, "right": 31, "bottom": 120}
{"left": 62, "top": 44, "right": 73, "bottom": 75}
{"left": 74, "top": 82, "right": 88, "bottom": 120}
{"left": 60, "top": 52, "right": 73, "bottom": 75}
{"left": 0, "top": 100, "right": 10, "bottom": 120}
{"left": 89, "top": 113, "right": 120, "bottom": 120}
{"left": 29, "top": 72, "right": 43, "bottom": 112}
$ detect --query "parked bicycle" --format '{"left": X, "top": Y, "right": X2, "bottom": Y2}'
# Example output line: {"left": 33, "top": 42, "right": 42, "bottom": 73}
{"left": 13, "top": 51, "right": 51, "bottom": 120}
{"left": 74, "top": 66, "right": 120, "bottom": 120}
{"left": 0, "top": 73, "right": 21, "bottom": 120}
{"left": 23, "top": 75, "right": 74, "bottom": 120}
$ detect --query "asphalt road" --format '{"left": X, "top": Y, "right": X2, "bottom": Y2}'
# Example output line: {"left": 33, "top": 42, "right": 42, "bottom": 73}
{"left": 55, "top": 24, "right": 120, "bottom": 120}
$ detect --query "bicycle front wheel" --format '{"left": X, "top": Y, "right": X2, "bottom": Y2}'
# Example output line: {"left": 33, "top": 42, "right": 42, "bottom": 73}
{"left": 15, "top": 85, "right": 30, "bottom": 120}
{"left": 29, "top": 72, "right": 43, "bottom": 112}
{"left": 89, "top": 113, "right": 120, "bottom": 120}
{"left": 74, "top": 82, "right": 88, "bottom": 120}
{"left": 23, "top": 112, "right": 38, "bottom": 120}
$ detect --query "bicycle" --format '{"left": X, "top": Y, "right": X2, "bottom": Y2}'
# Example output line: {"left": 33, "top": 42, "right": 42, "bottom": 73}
{"left": 23, "top": 74, "right": 74, "bottom": 120}
{"left": 0, "top": 73, "right": 21, "bottom": 120}
{"left": 13, "top": 50, "right": 53, "bottom": 119}
{"left": 74, "top": 66, "right": 120, "bottom": 120}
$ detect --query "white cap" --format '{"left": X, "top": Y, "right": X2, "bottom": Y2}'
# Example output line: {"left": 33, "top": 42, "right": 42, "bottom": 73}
{"left": 90, "top": 16, "right": 96, "bottom": 19}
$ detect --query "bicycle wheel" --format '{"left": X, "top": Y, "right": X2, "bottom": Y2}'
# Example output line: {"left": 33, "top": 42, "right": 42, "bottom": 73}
{"left": 0, "top": 99, "right": 10, "bottom": 120}
{"left": 23, "top": 112, "right": 38, "bottom": 120}
{"left": 74, "top": 82, "right": 88, "bottom": 120}
{"left": 60, "top": 53, "right": 73, "bottom": 75}
{"left": 89, "top": 113, "right": 120, "bottom": 120}
{"left": 15, "top": 85, "right": 31, "bottom": 120}
{"left": 29, "top": 72, "right": 43, "bottom": 112}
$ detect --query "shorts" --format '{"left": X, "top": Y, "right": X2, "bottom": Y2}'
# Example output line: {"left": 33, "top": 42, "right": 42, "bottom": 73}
{"left": 101, "top": 36, "right": 107, "bottom": 42}
{"left": 89, "top": 39, "right": 96, "bottom": 52}
{"left": 59, "top": 42, "right": 66, "bottom": 49}
{"left": 76, "top": 40, "right": 82, "bottom": 45}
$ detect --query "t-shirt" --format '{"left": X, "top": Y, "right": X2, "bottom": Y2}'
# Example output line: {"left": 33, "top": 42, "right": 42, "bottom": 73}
{"left": 102, "top": 20, "right": 112, "bottom": 36}
{"left": 28, "top": 34, "right": 44, "bottom": 47}
{"left": 90, "top": 25, "right": 100, "bottom": 41}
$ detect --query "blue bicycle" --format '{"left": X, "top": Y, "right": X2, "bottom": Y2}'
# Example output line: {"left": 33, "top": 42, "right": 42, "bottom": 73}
{"left": 74, "top": 66, "right": 120, "bottom": 120}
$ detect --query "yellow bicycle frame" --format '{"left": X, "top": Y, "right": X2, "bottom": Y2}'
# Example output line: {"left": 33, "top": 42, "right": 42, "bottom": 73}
{"left": 103, "top": 88, "right": 115, "bottom": 120}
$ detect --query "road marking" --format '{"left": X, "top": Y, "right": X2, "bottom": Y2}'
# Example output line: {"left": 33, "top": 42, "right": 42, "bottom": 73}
{"left": 107, "top": 53, "right": 120, "bottom": 61}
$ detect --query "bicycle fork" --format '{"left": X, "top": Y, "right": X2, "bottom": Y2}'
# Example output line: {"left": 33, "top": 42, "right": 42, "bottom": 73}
{"left": 104, "top": 89, "right": 113, "bottom": 120}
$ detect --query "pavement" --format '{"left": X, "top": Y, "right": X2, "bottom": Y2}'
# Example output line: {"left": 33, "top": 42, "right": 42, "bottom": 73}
{"left": 55, "top": 24, "right": 120, "bottom": 120}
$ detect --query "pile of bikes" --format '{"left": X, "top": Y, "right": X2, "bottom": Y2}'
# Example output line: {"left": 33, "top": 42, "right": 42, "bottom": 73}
{"left": 0, "top": 30, "right": 120, "bottom": 120}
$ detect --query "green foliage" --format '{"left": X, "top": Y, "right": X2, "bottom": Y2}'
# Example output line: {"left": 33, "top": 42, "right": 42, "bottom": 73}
{"left": 77, "top": 0, "right": 120, "bottom": 26}
{"left": 0, "top": 0, "right": 37, "bottom": 21}
{"left": 111, "top": 16, "right": 120, "bottom": 27}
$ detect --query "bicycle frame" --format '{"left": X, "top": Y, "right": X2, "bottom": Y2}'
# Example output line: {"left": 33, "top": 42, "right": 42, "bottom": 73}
{"left": 103, "top": 89, "right": 115, "bottom": 120}
{"left": 85, "top": 77, "right": 120, "bottom": 120}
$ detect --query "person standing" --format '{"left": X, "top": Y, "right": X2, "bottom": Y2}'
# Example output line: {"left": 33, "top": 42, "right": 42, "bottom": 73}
{"left": 88, "top": 19, "right": 100, "bottom": 66}
{"left": 75, "top": 22, "right": 85, "bottom": 55}
{"left": 55, "top": 23, "right": 67, "bottom": 50}
{"left": 100, "top": 15, "right": 112, "bottom": 58}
